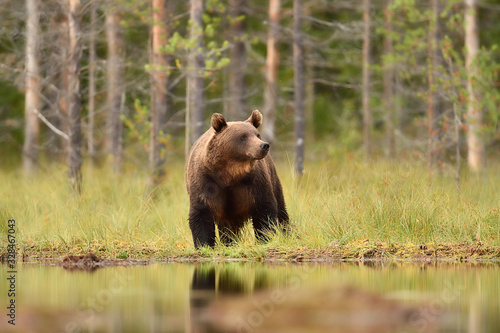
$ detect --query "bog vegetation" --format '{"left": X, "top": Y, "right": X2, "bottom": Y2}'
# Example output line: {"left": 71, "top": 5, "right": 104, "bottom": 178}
{"left": 1, "top": 155, "right": 499, "bottom": 259}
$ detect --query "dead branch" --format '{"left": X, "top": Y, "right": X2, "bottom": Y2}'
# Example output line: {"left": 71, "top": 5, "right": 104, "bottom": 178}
{"left": 33, "top": 108, "right": 69, "bottom": 141}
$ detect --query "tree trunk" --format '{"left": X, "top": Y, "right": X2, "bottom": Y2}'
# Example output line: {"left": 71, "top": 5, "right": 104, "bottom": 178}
{"left": 45, "top": 6, "right": 67, "bottom": 162}
{"left": 150, "top": 0, "right": 173, "bottom": 185}
{"left": 362, "top": 0, "right": 371, "bottom": 159}
{"left": 188, "top": 0, "right": 205, "bottom": 144}
{"left": 262, "top": 0, "right": 280, "bottom": 144}
{"left": 383, "top": 0, "right": 395, "bottom": 158}
{"left": 293, "top": 0, "right": 305, "bottom": 176}
{"left": 227, "top": 0, "right": 246, "bottom": 121}
{"left": 105, "top": 9, "right": 126, "bottom": 173}
{"left": 88, "top": 0, "right": 97, "bottom": 167}
{"left": 23, "top": 0, "right": 41, "bottom": 176}
{"left": 465, "top": 0, "right": 484, "bottom": 172}
{"left": 58, "top": 11, "right": 70, "bottom": 153}
{"left": 427, "top": 0, "right": 442, "bottom": 171}
{"left": 67, "top": 0, "right": 82, "bottom": 193}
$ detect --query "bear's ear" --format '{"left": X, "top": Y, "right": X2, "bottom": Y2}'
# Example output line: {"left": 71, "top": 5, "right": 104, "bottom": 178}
{"left": 211, "top": 113, "right": 227, "bottom": 133}
{"left": 246, "top": 109, "right": 262, "bottom": 128}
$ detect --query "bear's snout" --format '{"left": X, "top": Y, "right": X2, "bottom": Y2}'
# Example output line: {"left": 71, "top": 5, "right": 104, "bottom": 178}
{"left": 260, "top": 142, "right": 270, "bottom": 153}
{"left": 247, "top": 140, "right": 270, "bottom": 160}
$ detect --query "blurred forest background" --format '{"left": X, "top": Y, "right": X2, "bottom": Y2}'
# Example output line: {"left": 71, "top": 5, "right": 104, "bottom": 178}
{"left": 1, "top": 0, "right": 500, "bottom": 190}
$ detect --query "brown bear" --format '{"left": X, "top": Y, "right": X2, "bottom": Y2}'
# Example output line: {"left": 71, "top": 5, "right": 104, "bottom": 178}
{"left": 186, "top": 110, "right": 289, "bottom": 248}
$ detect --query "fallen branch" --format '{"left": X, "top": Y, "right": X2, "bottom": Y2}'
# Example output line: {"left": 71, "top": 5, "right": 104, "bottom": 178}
{"left": 33, "top": 108, "right": 69, "bottom": 141}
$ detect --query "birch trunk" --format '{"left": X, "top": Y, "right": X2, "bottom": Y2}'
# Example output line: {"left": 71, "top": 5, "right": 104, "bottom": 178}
{"left": 465, "top": 0, "right": 485, "bottom": 172}
{"left": 46, "top": 8, "right": 67, "bottom": 162}
{"left": 23, "top": 0, "right": 41, "bottom": 176}
{"left": 67, "top": 0, "right": 82, "bottom": 192}
{"left": 293, "top": 0, "right": 305, "bottom": 176}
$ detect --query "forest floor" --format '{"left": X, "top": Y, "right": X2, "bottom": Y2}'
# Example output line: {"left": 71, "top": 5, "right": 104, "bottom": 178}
{"left": 2, "top": 156, "right": 500, "bottom": 263}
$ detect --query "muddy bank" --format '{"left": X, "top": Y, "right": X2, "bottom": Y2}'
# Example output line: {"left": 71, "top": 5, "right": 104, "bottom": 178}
{"left": 57, "top": 252, "right": 150, "bottom": 270}
{"left": 263, "top": 241, "right": 500, "bottom": 262}
{"left": 2, "top": 241, "right": 499, "bottom": 264}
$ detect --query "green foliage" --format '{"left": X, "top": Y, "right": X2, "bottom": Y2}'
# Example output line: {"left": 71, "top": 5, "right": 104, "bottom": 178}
{"left": 164, "top": 31, "right": 183, "bottom": 54}
{"left": 0, "top": 80, "right": 24, "bottom": 139}
{"left": 476, "top": 45, "right": 500, "bottom": 129}
{"left": 122, "top": 99, "right": 171, "bottom": 161}
{"left": 206, "top": 0, "right": 226, "bottom": 14}
{"left": 122, "top": 99, "right": 151, "bottom": 153}
{"left": 377, "top": 0, "right": 500, "bottom": 163}
{"left": 145, "top": 0, "right": 232, "bottom": 77}
{"left": 436, "top": 5, "right": 500, "bottom": 137}
{"left": 0, "top": 81, "right": 24, "bottom": 167}
{"left": 312, "top": 96, "right": 361, "bottom": 150}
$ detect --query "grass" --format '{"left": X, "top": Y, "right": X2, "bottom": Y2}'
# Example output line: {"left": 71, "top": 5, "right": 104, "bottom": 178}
{"left": 1, "top": 155, "right": 499, "bottom": 260}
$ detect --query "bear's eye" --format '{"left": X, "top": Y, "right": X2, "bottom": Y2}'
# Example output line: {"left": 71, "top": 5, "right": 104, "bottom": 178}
{"left": 257, "top": 134, "right": 261, "bottom": 139}
{"left": 240, "top": 134, "right": 247, "bottom": 142}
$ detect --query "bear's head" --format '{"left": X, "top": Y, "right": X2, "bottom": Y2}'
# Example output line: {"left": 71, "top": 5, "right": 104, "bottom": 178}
{"left": 208, "top": 110, "right": 270, "bottom": 163}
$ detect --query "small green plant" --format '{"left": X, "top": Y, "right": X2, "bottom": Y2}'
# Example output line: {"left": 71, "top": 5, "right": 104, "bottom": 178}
{"left": 118, "top": 251, "right": 129, "bottom": 259}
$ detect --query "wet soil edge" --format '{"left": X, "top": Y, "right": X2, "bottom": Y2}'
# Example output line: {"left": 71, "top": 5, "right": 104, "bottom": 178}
{"left": 2, "top": 241, "right": 500, "bottom": 265}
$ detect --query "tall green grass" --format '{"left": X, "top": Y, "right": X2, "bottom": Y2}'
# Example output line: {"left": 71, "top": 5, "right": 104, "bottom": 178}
{"left": 1, "top": 157, "right": 499, "bottom": 258}
{"left": 0, "top": 164, "right": 191, "bottom": 256}
{"left": 283, "top": 159, "right": 499, "bottom": 248}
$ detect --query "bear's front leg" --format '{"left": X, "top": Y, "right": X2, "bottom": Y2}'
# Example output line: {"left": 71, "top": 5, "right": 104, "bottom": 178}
{"left": 251, "top": 204, "right": 278, "bottom": 243}
{"left": 188, "top": 203, "right": 216, "bottom": 249}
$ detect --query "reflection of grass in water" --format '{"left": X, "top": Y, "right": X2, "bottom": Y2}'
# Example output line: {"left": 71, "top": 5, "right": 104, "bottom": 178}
{"left": 0, "top": 262, "right": 195, "bottom": 332}
{"left": 0, "top": 157, "right": 499, "bottom": 258}
{"left": 203, "top": 262, "right": 500, "bottom": 332}
{"left": 0, "top": 261, "right": 498, "bottom": 332}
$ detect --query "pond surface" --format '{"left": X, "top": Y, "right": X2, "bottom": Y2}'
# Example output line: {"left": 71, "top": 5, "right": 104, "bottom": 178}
{"left": 1, "top": 260, "right": 499, "bottom": 332}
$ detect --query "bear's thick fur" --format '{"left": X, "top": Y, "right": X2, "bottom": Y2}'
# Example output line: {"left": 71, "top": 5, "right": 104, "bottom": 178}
{"left": 186, "top": 110, "right": 289, "bottom": 248}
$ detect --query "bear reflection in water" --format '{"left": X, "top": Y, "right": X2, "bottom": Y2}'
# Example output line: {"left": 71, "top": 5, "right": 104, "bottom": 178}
{"left": 190, "top": 264, "right": 270, "bottom": 332}
{"left": 190, "top": 264, "right": 438, "bottom": 333}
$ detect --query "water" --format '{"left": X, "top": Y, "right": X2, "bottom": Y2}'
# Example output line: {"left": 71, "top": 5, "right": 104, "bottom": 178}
{"left": 1, "top": 261, "right": 499, "bottom": 332}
